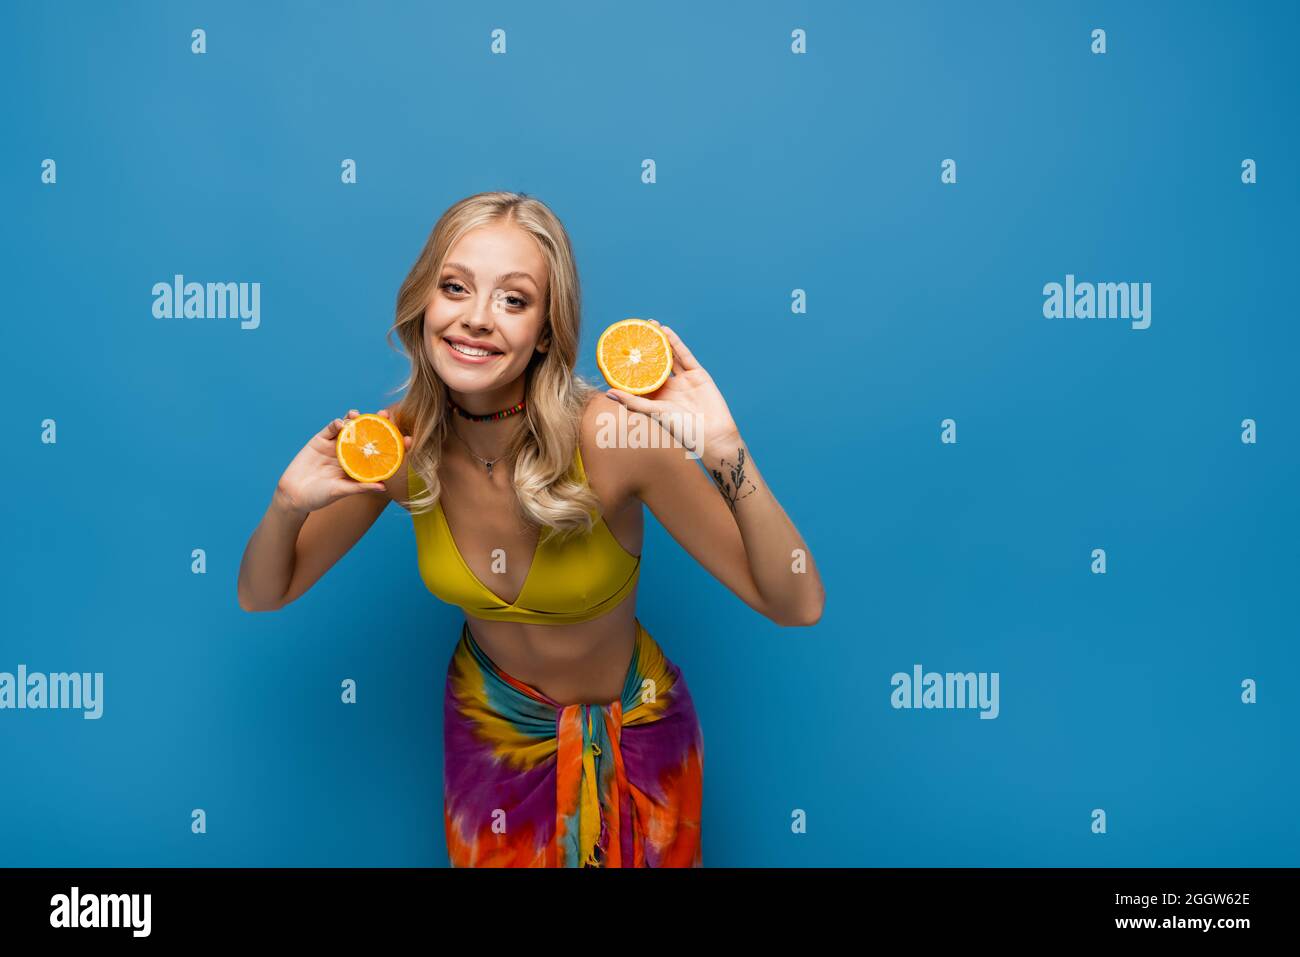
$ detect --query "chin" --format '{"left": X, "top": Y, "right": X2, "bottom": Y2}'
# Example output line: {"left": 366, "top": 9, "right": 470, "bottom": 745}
{"left": 442, "top": 359, "right": 518, "bottom": 385}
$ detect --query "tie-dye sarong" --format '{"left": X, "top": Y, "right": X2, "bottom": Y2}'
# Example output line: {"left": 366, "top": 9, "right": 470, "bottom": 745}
{"left": 443, "top": 617, "right": 704, "bottom": 867}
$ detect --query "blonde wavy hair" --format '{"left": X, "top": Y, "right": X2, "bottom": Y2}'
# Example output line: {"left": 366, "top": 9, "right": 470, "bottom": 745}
{"left": 386, "top": 191, "right": 603, "bottom": 545}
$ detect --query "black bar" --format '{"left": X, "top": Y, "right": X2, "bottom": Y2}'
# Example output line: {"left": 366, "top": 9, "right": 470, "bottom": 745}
{"left": 1, "top": 867, "right": 1292, "bottom": 941}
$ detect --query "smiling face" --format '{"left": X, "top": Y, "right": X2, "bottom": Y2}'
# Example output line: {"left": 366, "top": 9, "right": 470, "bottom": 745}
{"left": 424, "top": 221, "right": 550, "bottom": 405}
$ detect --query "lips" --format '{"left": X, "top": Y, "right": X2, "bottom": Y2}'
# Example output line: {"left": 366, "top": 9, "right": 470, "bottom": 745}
{"left": 443, "top": 337, "right": 503, "bottom": 361}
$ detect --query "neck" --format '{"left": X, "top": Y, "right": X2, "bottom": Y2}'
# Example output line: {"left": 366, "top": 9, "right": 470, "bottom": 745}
{"left": 445, "top": 382, "right": 528, "bottom": 461}
{"left": 447, "top": 380, "right": 525, "bottom": 418}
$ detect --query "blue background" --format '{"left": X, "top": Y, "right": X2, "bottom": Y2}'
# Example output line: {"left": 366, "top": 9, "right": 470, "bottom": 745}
{"left": 2, "top": 0, "right": 1296, "bottom": 866}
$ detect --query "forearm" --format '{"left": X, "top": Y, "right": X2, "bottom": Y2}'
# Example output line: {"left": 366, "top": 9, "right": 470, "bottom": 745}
{"left": 698, "top": 431, "right": 825, "bottom": 625}
{"left": 237, "top": 490, "right": 307, "bottom": 611}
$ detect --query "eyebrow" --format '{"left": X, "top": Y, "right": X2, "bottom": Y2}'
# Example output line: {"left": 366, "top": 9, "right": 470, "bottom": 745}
{"left": 443, "top": 261, "right": 539, "bottom": 290}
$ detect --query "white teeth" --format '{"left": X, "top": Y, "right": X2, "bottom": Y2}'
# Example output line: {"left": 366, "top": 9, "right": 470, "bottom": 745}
{"left": 447, "top": 339, "right": 498, "bottom": 358}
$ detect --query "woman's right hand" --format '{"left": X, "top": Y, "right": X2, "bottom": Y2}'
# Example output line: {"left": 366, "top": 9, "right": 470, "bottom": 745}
{"left": 273, "top": 408, "right": 412, "bottom": 516}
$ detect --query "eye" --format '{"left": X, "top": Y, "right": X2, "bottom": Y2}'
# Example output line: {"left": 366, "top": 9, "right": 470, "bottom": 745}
{"left": 441, "top": 282, "right": 527, "bottom": 310}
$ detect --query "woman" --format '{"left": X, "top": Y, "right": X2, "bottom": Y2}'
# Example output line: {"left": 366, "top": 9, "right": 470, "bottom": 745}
{"left": 237, "top": 191, "right": 825, "bottom": 867}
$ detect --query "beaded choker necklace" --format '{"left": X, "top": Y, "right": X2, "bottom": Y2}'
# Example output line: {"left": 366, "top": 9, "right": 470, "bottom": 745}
{"left": 448, "top": 397, "right": 527, "bottom": 422}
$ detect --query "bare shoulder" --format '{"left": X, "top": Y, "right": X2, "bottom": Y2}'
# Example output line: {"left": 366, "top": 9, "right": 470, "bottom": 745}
{"left": 579, "top": 388, "right": 614, "bottom": 436}
{"left": 578, "top": 389, "right": 688, "bottom": 504}
{"left": 578, "top": 390, "right": 634, "bottom": 506}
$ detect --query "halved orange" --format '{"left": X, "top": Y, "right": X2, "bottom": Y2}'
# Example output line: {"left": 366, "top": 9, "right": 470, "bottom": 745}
{"left": 595, "top": 318, "right": 673, "bottom": 395}
{"left": 336, "top": 413, "right": 405, "bottom": 482}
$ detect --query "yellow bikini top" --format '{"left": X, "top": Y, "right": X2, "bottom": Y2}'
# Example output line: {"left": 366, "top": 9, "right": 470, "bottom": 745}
{"left": 408, "top": 443, "right": 641, "bottom": 625}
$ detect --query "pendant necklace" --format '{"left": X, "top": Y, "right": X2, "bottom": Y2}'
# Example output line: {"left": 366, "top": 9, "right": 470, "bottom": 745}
{"left": 449, "top": 426, "right": 508, "bottom": 477}
{"left": 446, "top": 397, "right": 527, "bottom": 477}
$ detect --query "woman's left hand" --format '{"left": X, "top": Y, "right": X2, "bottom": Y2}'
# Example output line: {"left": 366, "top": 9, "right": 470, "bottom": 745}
{"left": 605, "top": 320, "right": 740, "bottom": 459}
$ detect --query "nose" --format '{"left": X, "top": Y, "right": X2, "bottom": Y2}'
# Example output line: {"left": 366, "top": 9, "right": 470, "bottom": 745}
{"left": 461, "top": 290, "right": 508, "bottom": 333}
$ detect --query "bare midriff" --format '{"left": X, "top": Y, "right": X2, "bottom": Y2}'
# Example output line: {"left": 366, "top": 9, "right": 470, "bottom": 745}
{"left": 465, "top": 582, "right": 641, "bottom": 706}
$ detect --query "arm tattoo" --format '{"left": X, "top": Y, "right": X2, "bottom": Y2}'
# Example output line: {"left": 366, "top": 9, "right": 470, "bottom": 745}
{"left": 709, "top": 445, "right": 758, "bottom": 515}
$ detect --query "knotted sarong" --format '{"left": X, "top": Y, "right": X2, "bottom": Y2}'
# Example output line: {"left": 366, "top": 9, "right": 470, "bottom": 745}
{"left": 442, "top": 617, "right": 704, "bottom": 867}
